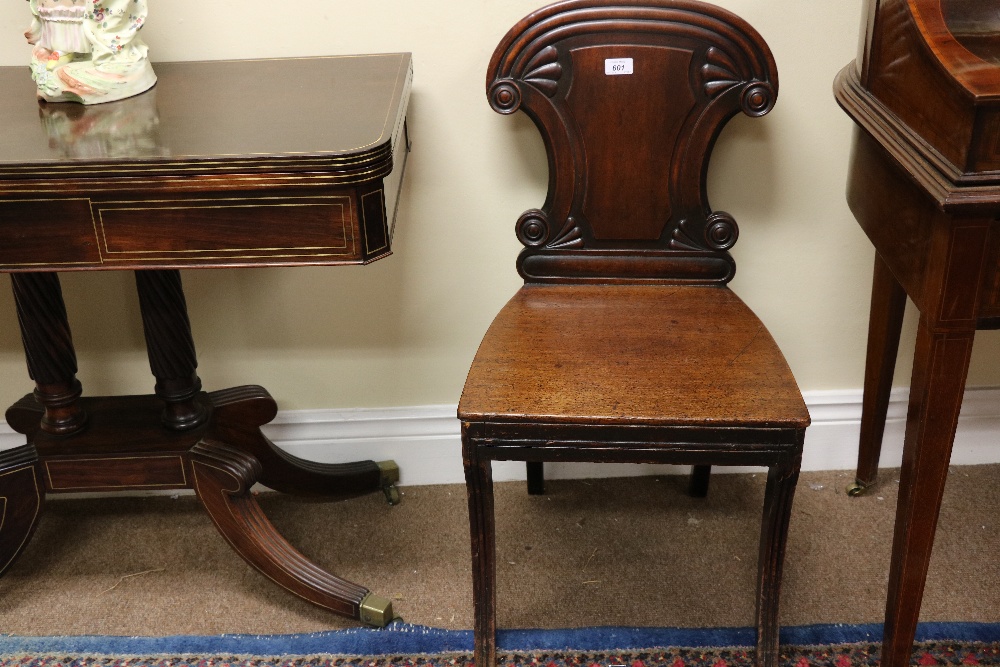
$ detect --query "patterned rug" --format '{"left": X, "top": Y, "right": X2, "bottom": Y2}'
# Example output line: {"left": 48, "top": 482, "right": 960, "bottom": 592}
{"left": 2, "top": 623, "right": 1000, "bottom": 666}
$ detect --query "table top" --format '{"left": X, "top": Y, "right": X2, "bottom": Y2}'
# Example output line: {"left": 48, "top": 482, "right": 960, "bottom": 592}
{"left": 0, "top": 55, "right": 412, "bottom": 272}
{"left": 0, "top": 54, "right": 412, "bottom": 180}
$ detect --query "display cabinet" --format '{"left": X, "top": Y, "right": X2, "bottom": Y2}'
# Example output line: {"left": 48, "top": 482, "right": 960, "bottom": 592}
{"left": 834, "top": 2, "right": 1000, "bottom": 665}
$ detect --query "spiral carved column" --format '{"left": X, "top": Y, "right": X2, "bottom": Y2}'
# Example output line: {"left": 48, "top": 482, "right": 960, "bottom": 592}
{"left": 10, "top": 272, "right": 87, "bottom": 436}
{"left": 135, "top": 270, "right": 208, "bottom": 430}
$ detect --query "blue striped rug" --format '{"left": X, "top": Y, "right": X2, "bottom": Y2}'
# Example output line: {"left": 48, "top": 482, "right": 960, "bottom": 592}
{"left": 2, "top": 623, "right": 1000, "bottom": 665}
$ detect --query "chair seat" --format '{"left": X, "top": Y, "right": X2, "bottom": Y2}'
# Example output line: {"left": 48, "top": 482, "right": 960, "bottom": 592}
{"left": 459, "top": 284, "right": 810, "bottom": 429}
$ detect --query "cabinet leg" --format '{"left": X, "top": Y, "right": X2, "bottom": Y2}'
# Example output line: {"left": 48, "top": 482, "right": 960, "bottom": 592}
{"left": 11, "top": 272, "right": 87, "bottom": 436}
{"left": 851, "top": 252, "right": 906, "bottom": 496}
{"left": 0, "top": 445, "right": 44, "bottom": 577}
{"left": 135, "top": 270, "right": 208, "bottom": 431}
{"left": 190, "top": 439, "right": 394, "bottom": 626}
{"left": 880, "top": 319, "right": 974, "bottom": 667}
{"left": 755, "top": 453, "right": 800, "bottom": 667}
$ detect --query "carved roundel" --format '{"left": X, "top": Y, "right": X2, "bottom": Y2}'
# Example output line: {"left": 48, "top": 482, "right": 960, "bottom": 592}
{"left": 704, "top": 212, "right": 739, "bottom": 251}
{"left": 516, "top": 209, "right": 549, "bottom": 247}
{"left": 740, "top": 82, "right": 775, "bottom": 117}
{"left": 489, "top": 80, "right": 521, "bottom": 115}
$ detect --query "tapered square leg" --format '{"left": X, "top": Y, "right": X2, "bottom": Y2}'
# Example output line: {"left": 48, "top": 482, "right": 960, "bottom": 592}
{"left": 851, "top": 252, "right": 906, "bottom": 496}
{"left": 880, "top": 319, "right": 974, "bottom": 667}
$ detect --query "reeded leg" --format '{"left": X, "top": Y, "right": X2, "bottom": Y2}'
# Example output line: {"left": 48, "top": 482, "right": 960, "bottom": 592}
{"left": 850, "top": 253, "right": 907, "bottom": 496}
{"left": 11, "top": 272, "right": 86, "bottom": 435}
{"left": 0, "top": 445, "right": 44, "bottom": 577}
{"left": 208, "top": 386, "right": 398, "bottom": 500}
{"left": 464, "top": 427, "right": 497, "bottom": 667}
{"left": 689, "top": 464, "right": 711, "bottom": 497}
{"left": 135, "top": 270, "right": 208, "bottom": 431}
{"left": 755, "top": 450, "right": 801, "bottom": 667}
{"left": 190, "top": 439, "right": 394, "bottom": 626}
{"left": 526, "top": 461, "right": 545, "bottom": 495}
{"left": 880, "top": 320, "right": 974, "bottom": 667}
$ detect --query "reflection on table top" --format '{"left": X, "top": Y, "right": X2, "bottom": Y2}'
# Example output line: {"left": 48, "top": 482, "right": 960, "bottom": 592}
{"left": 0, "top": 55, "right": 413, "bottom": 167}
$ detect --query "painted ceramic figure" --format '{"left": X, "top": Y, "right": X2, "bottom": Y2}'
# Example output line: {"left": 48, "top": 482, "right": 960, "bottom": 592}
{"left": 25, "top": 0, "right": 156, "bottom": 104}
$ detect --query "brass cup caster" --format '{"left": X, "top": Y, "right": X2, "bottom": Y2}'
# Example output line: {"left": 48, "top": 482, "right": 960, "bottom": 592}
{"left": 377, "top": 460, "right": 401, "bottom": 506}
{"left": 359, "top": 592, "right": 398, "bottom": 627}
{"left": 846, "top": 480, "right": 870, "bottom": 497}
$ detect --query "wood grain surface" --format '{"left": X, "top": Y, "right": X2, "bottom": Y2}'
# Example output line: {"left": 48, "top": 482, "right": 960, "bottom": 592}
{"left": 460, "top": 285, "right": 808, "bottom": 428}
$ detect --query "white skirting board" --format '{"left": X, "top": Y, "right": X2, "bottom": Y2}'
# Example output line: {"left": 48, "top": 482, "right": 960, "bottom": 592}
{"left": 1, "top": 387, "right": 999, "bottom": 487}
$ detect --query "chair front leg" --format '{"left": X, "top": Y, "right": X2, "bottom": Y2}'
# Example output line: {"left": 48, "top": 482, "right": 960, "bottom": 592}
{"left": 463, "top": 427, "right": 497, "bottom": 667}
{"left": 755, "top": 450, "right": 801, "bottom": 667}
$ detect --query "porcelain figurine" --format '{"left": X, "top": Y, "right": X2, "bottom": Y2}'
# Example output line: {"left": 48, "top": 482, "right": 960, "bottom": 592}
{"left": 25, "top": 0, "right": 156, "bottom": 104}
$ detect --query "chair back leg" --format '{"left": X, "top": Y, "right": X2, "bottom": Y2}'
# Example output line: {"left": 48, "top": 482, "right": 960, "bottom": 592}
{"left": 688, "top": 465, "right": 712, "bottom": 497}
{"left": 526, "top": 461, "right": 545, "bottom": 495}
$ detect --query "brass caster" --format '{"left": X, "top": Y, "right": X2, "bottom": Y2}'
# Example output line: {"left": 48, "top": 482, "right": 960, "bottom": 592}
{"left": 846, "top": 481, "right": 869, "bottom": 497}
{"left": 359, "top": 592, "right": 395, "bottom": 627}
{"left": 377, "top": 460, "right": 401, "bottom": 506}
{"left": 383, "top": 483, "right": 401, "bottom": 505}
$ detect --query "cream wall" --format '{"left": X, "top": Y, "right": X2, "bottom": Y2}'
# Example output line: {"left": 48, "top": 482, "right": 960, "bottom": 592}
{"left": 1, "top": 0, "right": 998, "bottom": 416}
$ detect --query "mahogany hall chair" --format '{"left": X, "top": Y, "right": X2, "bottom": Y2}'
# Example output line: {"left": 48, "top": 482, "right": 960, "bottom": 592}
{"left": 458, "top": 2, "right": 810, "bottom": 666}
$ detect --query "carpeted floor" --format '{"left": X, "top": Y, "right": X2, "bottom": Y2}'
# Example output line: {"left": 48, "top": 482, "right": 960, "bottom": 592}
{"left": 1, "top": 465, "right": 999, "bottom": 637}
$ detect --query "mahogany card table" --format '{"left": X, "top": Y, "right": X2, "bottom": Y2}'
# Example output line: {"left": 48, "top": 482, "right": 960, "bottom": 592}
{"left": 0, "top": 54, "right": 411, "bottom": 627}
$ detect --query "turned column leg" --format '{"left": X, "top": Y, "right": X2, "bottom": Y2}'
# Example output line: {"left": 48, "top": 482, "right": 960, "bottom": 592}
{"left": 850, "top": 252, "right": 907, "bottom": 496}
{"left": 135, "top": 270, "right": 208, "bottom": 430}
{"left": 464, "top": 425, "right": 497, "bottom": 667}
{"left": 755, "top": 449, "right": 801, "bottom": 667}
{"left": 880, "top": 318, "right": 974, "bottom": 667}
{"left": 11, "top": 272, "right": 87, "bottom": 435}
